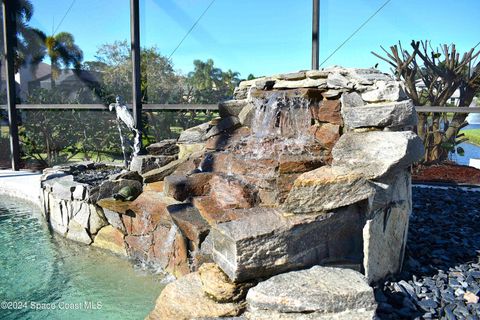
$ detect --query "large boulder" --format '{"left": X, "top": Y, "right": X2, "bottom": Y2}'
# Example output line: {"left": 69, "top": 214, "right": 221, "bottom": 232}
{"left": 167, "top": 203, "right": 210, "bottom": 250}
{"left": 66, "top": 220, "right": 92, "bottom": 245}
{"left": 218, "top": 99, "right": 249, "bottom": 118}
{"left": 211, "top": 206, "right": 365, "bottom": 282}
{"left": 332, "top": 131, "right": 424, "bottom": 179}
{"left": 42, "top": 174, "right": 78, "bottom": 200}
{"left": 245, "top": 266, "right": 376, "bottom": 320}
{"left": 147, "top": 272, "right": 244, "bottom": 320}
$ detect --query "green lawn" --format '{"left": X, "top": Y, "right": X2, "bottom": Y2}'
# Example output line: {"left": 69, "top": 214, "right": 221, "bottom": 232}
{"left": 462, "top": 129, "right": 480, "bottom": 146}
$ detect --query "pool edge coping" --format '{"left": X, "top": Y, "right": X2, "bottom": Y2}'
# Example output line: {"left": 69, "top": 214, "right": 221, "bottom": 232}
{"left": 0, "top": 170, "right": 43, "bottom": 208}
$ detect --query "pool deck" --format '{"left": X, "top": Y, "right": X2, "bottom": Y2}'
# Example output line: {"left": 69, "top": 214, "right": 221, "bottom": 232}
{"left": 0, "top": 169, "right": 42, "bottom": 205}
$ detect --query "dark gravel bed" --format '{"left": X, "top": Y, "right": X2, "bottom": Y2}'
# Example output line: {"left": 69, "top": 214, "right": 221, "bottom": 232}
{"left": 376, "top": 186, "right": 480, "bottom": 319}
{"left": 72, "top": 167, "right": 122, "bottom": 186}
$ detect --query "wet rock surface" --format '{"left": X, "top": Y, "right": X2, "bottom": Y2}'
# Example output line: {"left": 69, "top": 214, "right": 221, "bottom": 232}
{"left": 376, "top": 186, "right": 480, "bottom": 319}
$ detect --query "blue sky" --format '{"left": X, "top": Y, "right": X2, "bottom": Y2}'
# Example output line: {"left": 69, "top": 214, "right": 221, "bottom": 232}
{"left": 28, "top": 0, "right": 480, "bottom": 78}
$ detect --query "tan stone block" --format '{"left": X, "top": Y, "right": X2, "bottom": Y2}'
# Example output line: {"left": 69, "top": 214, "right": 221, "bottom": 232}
{"left": 92, "top": 225, "right": 127, "bottom": 256}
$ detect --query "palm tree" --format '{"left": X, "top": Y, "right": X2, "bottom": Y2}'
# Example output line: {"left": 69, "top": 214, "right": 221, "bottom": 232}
{"left": 0, "top": 0, "right": 39, "bottom": 94}
{"left": 31, "top": 30, "right": 83, "bottom": 87}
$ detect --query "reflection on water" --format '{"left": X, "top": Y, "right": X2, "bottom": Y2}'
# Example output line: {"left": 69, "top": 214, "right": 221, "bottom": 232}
{"left": 453, "top": 123, "right": 480, "bottom": 166}
{"left": 0, "top": 196, "right": 164, "bottom": 320}
{"left": 466, "top": 113, "right": 480, "bottom": 125}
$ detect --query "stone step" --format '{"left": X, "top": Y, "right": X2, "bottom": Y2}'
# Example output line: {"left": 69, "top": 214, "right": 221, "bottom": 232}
{"left": 245, "top": 266, "right": 376, "bottom": 320}
{"left": 282, "top": 166, "right": 375, "bottom": 214}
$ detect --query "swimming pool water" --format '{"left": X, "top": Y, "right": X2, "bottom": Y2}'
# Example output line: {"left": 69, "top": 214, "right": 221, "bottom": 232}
{"left": 0, "top": 196, "right": 164, "bottom": 320}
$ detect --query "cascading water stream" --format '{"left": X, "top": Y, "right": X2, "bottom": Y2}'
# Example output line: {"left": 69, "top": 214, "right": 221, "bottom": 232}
{"left": 237, "top": 92, "right": 314, "bottom": 159}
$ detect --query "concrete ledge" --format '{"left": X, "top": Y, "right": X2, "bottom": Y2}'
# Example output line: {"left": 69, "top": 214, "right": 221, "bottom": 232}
{"left": 0, "top": 170, "right": 42, "bottom": 206}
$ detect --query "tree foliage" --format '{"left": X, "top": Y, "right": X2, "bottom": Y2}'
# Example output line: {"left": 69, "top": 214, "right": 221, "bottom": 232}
{"left": 93, "top": 40, "right": 184, "bottom": 104}
{"left": 30, "top": 30, "right": 83, "bottom": 86}
{"left": 185, "top": 59, "right": 240, "bottom": 103}
{"left": 373, "top": 41, "right": 480, "bottom": 163}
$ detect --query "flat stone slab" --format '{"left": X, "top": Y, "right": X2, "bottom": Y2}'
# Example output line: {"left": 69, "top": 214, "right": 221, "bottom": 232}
{"left": 283, "top": 166, "right": 375, "bottom": 214}
{"left": 211, "top": 206, "right": 365, "bottom": 282}
{"left": 341, "top": 100, "right": 418, "bottom": 129}
{"left": 145, "top": 139, "right": 179, "bottom": 156}
{"left": 332, "top": 131, "right": 424, "bottom": 179}
{"left": 142, "top": 158, "right": 187, "bottom": 183}
{"left": 246, "top": 266, "right": 376, "bottom": 319}
{"left": 218, "top": 99, "right": 249, "bottom": 118}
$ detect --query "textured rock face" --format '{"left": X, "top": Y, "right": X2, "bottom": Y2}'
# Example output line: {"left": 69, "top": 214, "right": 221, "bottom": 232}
{"left": 332, "top": 131, "right": 424, "bottom": 179}
{"left": 66, "top": 220, "right": 92, "bottom": 244}
{"left": 178, "top": 122, "right": 211, "bottom": 144}
{"left": 363, "top": 170, "right": 412, "bottom": 283}
{"left": 245, "top": 266, "right": 376, "bottom": 320}
{"left": 211, "top": 206, "right": 365, "bottom": 282}
{"left": 92, "top": 225, "right": 127, "bottom": 256}
{"left": 341, "top": 100, "right": 418, "bottom": 129}
{"left": 199, "top": 263, "right": 253, "bottom": 303}
{"left": 283, "top": 166, "right": 375, "bottom": 214}
{"left": 310, "top": 99, "right": 343, "bottom": 125}
{"left": 145, "top": 139, "right": 179, "bottom": 156}
{"left": 309, "top": 123, "right": 340, "bottom": 150}
{"left": 163, "top": 173, "right": 213, "bottom": 201}
{"left": 141, "top": 157, "right": 189, "bottom": 183}
{"left": 361, "top": 80, "right": 407, "bottom": 102}
{"left": 147, "top": 272, "right": 244, "bottom": 320}
{"left": 363, "top": 201, "right": 410, "bottom": 283}
{"left": 209, "top": 175, "right": 256, "bottom": 209}
{"left": 89, "top": 179, "right": 143, "bottom": 203}
{"left": 129, "top": 154, "right": 177, "bottom": 174}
